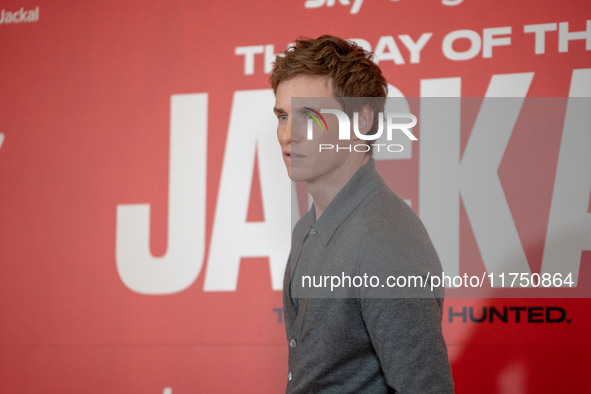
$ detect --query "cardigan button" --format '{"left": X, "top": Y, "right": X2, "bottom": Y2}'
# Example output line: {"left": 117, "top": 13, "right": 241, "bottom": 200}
{"left": 288, "top": 371, "right": 293, "bottom": 381}
{"left": 290, "top": 338, "right": 297, "bottom": 348}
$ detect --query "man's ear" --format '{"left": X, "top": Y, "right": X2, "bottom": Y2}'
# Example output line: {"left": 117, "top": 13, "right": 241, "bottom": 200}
{"left": 356, "top": 104, "right": 375, "bottom": 136}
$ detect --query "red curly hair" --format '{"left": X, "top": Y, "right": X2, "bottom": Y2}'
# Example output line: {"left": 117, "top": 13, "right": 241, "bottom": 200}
{"left": 270, "top": 35, "right": 388, "bottom": 139}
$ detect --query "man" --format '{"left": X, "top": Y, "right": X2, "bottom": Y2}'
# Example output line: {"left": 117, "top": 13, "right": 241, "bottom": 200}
{"left": 271, "top": 35, "right": 454, "bottom": 393}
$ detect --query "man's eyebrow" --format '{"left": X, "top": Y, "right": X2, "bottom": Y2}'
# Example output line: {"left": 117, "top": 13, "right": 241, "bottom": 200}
{"left": 273, "top": 107, "right": 286, "bottom": 114}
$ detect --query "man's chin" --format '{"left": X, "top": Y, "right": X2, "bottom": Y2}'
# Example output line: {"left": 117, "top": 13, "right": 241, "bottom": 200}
{"left": 287, "top": 169, "right": 306, "bottom": 183}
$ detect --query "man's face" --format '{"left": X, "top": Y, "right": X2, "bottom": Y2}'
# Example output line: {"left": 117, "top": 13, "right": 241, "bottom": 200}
{"left": 274, "top": 75, "right": 361, "bottom": 187}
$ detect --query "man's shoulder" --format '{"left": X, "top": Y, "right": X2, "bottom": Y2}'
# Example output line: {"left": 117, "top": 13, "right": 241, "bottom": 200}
{"left": 351, "top": 183, "right": 442, "bottom": 275}
{"left": 354, "top": 183, "right": 420, "bottom": 234}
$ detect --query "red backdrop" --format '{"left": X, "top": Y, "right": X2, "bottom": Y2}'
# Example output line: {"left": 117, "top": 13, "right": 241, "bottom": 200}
{"left": 1, "top": 0, "right": 590, "bottom": 392}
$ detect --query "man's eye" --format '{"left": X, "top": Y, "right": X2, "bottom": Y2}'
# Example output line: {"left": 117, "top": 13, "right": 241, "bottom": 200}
{"left": 278, "top": 114, "right": 288, "bottom": 121}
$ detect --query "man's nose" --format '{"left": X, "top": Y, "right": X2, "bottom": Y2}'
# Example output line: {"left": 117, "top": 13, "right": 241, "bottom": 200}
{"left": 277, "top": 122, "right": 291, "bottom": 145}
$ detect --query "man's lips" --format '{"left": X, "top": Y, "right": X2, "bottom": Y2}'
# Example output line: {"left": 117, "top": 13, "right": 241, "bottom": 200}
{"left": 284, "top": 150, "right": 305, "bottom": 159}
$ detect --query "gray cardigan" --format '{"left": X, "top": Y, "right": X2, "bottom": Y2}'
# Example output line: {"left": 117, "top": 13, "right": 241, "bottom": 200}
{"left": 283, "top": 159, "right": 454, "bottom": 393}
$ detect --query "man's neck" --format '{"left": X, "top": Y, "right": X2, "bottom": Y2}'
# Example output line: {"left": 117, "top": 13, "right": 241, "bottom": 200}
{"left": 309, "top": 155, "right": 370, "bottom": 220}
